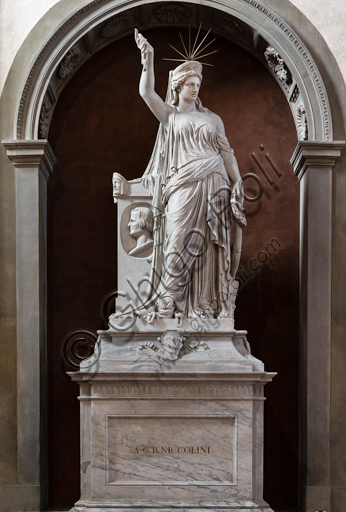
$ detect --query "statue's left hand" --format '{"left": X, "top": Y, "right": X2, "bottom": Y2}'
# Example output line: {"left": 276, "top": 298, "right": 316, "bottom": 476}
{"left": 233, "top": 180, "right": 244, "bottom": 208}
{"left": 231, "top": 180, "right": 246, "bottom": 227}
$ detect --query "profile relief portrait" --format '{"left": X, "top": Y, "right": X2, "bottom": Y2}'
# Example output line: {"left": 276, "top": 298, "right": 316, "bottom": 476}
{"left": 128, "top": 206, "right": 154, "bottom": 257}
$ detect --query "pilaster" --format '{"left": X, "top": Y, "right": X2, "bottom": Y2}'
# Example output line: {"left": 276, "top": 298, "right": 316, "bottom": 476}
{"left": 2, "top": 140, "right": 56, "bottom": 511}
{"left": 291, "top": 140, "right": 344, "bottom": 512}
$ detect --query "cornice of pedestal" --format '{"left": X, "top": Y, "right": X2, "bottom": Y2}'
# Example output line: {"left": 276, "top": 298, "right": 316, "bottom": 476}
{"left": 2, "top": 139, "right": 56, "bottom": 180}
{"left": 291, "top": 140, "right": 345, "bottom": 180}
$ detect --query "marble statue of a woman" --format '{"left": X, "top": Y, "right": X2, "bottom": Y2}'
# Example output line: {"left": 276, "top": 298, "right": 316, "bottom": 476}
{"left": 133, "top": 30, "right": 245, "bottom": 321}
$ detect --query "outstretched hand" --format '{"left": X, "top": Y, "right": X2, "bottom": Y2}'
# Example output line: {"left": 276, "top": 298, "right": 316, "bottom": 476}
{"left": 134, "top": 29, "right": 153, "bottom": 71}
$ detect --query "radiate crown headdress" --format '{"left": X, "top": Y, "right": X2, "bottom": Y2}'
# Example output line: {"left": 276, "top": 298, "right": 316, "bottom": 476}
{"left": 163, "top": 24, "right": 217, "bottom": 67}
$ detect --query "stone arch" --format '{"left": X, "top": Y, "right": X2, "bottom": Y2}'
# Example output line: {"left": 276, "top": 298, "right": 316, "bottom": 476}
{"left": 15, "top": 0, "right": 332, "bottom": 142}
{"left": 1, "top": 1, "right": 345, "bottom": 511}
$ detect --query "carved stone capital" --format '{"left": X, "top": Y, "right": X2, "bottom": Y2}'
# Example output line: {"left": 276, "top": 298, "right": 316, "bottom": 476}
{"left": 291, "top": 141, "right": 345, "bottom": 180}
{"left": 2, "top": 140, "right": 56, "bottom": 180}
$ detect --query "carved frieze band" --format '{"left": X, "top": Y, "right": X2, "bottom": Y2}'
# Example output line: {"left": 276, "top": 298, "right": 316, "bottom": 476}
{"left": 16, "top": 0, "right": 331, "bottom": 141}
{"left": 81, "top": 382, "right": 265, "bottom": 399}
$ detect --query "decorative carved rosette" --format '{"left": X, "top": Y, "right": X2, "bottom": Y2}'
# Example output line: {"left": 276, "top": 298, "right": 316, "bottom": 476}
{"left": 264, "top": 46, "right": 291, "bottom": 86}
{"left": 214, "top": 15, "right": 244, "bottom": 37}
{"left": 58, "top": 46, "right": 83, "bottom": 80}
{"left": 101, "top": 14, "right": 134, "bottom": 39}
{"left": 154, "top": 3, "right": 191, "bottom": 23}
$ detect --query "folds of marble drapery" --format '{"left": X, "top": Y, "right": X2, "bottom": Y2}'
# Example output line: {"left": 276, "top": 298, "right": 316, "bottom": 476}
{"left": 141, "top": 108, "right": 236, "bottom": 318}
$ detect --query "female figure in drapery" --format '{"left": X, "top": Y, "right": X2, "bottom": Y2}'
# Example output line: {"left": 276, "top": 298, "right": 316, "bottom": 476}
{"left": 134, "top": 30, "right": 246, "bottom": 321}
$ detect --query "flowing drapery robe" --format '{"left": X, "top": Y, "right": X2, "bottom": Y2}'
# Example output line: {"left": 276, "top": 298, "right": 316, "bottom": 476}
{"left": 142, "top": 108, "right": 235, "bottom": 318}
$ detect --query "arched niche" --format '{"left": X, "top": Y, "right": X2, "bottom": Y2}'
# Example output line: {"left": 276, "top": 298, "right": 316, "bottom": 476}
{"left": 15, "top": 0, "right": 332, "bottom": 142}
{"left": 46, "top": 26, "right": 300, "bottom": 506}
{"left": 1, "top": 1, "right": 344, "bottom": 511}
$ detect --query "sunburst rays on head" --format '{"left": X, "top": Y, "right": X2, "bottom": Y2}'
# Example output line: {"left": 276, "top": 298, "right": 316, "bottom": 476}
{"left": 163, "top": 24, "right": 217, "bottom": 67}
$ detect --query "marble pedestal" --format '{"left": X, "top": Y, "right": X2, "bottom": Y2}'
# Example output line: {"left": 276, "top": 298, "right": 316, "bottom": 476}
{"left": 69, "top": 323, "right": 275, "bottom": 512}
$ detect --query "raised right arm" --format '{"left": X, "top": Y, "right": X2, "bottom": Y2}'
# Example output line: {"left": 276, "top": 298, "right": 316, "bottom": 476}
{"left": 135, "top": 30, "right": 173, "bottom": 128}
